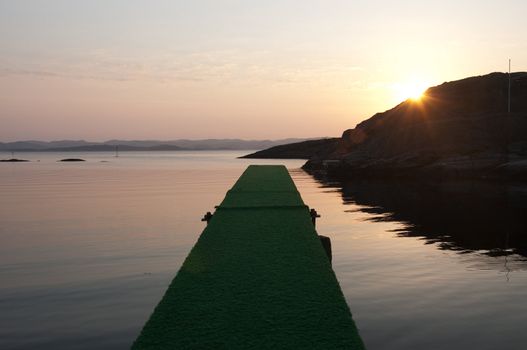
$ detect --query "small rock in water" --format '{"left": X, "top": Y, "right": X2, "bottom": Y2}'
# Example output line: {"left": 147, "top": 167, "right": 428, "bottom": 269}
{"left": 0, "top": 158, "right": 29, "bottom": 162}
{"left": 59, "top": 158, "right": 86, "bottom": 162}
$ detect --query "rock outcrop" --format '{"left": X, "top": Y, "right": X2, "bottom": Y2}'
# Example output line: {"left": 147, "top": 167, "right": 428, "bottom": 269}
{"left": 59, "top": 158, "right": 86, "bottom": 162}
{"left": 0, "top": 158, "right": 29, "bottom": 162}
{"left": 241, "top": 138, "right": 340, "bottom": 159}
{"left": 305, "top": 72, "right": 527, "bottom": 179}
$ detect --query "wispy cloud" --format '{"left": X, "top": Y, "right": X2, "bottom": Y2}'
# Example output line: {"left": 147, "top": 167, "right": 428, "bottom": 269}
{"left": 0, "top": 48, "right": 364, "bottom": 87}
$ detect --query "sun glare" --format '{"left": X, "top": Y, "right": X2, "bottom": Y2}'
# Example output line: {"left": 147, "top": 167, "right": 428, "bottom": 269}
{"left": 394, "top": 81, "right": 429, "bottom": 102}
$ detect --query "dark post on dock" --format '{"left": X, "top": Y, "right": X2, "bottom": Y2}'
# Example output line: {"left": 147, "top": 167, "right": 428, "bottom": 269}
{"left": 132, "top": 165, "right": 364, "bottom": 349}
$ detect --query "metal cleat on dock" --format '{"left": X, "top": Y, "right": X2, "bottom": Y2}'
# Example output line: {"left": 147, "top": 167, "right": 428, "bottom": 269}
{"left": 201, "top": 211, "right": 213, "bottom": 224}
{"left": 310, "top": 208, "right": 321, "bottom": 226}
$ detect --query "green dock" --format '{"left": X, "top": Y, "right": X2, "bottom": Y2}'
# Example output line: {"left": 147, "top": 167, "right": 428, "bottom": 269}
{"left": 133, "top": 165, "right": 364, "bottom": 349}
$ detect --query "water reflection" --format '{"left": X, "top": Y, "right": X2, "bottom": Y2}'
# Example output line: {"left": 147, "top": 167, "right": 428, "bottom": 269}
{"left": 309, "top": 172, "right": 527, "bottom": 267}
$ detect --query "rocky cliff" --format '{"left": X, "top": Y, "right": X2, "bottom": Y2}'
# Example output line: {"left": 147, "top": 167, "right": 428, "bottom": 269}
{"left": 305, "top": 72, "right": 527, "bottom": 179}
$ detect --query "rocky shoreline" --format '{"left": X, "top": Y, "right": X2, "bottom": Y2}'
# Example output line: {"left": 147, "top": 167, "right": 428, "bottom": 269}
{"left": 303, "top": 153, "right": 527, "bottom": 180}
{"left": 246, "top": 72, "right": 527, "bottom": 181}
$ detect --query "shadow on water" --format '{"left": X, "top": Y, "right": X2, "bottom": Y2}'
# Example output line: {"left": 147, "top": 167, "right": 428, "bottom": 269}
{"left": 309, "top": 171, "right": 527, "bottom": 267}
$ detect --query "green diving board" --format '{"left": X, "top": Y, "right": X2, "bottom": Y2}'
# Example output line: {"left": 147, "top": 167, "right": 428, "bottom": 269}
{"left": 132, "top": 165, "right": 365, "bottom": 349}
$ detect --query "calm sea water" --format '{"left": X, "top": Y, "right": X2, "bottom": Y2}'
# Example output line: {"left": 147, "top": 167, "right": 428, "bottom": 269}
{"left": 1, "top": 151, "right": 526, "bottom": 349}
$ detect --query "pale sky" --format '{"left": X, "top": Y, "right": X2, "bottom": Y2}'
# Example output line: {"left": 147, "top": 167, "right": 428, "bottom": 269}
{"left": 1, "top": 0, "right": 526, "bottom": 141}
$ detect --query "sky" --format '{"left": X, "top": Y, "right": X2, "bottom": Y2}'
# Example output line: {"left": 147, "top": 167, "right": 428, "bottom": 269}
{"left": 1, "top": 0, "right": 526, "bottom": 141}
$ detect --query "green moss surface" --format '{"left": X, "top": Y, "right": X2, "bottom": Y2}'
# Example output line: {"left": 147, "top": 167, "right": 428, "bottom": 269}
{"left": 132, "top": 165, "right": 365, "bottom": 349}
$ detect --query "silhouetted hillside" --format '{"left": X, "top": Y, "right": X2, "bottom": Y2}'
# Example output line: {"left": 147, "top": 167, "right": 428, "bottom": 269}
{"left": 305, "top": 72, "right": 527, "bottom": 179}
{"left": 0, "top": 138, "right": 319, "bottom": 152}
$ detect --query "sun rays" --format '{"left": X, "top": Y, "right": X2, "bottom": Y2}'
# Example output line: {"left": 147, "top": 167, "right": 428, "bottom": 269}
{"left": 393, "top": 80, "right": 430, "bottom": 103}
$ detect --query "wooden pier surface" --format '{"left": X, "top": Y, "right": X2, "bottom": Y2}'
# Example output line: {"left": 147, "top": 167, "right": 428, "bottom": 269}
{"left": 133, "top": 165, "right": 364, "bottom": 349}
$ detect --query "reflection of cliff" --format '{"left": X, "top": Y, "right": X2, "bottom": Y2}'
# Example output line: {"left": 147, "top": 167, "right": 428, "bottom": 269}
{"left": 311, "top": 172, "right": 527, "bottom": 262}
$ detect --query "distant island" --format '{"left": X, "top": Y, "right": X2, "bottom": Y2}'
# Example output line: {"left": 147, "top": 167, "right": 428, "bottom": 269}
{"left": 0, "top": 138, "right": 321, "bottom": 153}
{"left": 244, "top": 72, "right": 527, "bottom": 180}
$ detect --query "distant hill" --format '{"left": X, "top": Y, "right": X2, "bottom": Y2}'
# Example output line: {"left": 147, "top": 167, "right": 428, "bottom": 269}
{"left": 0, "top": 138, "right": 320, "bottom": 152}
{"left": 40, "top": 144, "right": 186, "bottom": 152}
{"left": 303, "top": 72, "right": 527, "bottom": 179}
{"left": 241, "top": 138, "right": 340, "bottom": 159}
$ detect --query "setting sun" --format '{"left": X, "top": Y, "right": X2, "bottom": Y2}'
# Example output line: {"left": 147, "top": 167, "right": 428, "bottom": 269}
{"left": 394, "top": 80, "right": 429, "bottom": 102}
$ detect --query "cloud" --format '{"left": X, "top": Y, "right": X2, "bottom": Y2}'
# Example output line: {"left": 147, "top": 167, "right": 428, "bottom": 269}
{"left": 0, "top": 48, "right": 364, "bottom": 87}
{"left": 0, "top": 67, "right": 131, "bottom": 81}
